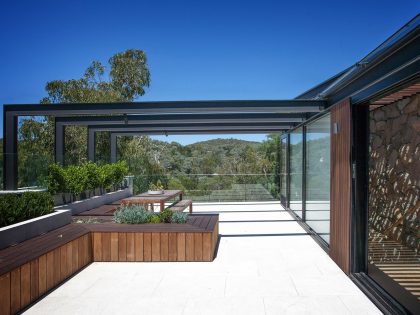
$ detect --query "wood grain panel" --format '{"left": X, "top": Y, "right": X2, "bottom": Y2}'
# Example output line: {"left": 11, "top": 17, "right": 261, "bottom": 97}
{"left": 151, "top": 233, "right": 160, "bottom": 261}
{"left": 110, "top": 232, "right": 119, "bottom": 261}
{"left": 46, "top": 251, "right": 54, "bottom": 291}
{"left": 77, "top": 236, "right": 85, "bottom": 269}
{"left": 126, "top": 233, "right": 135, "bottom": 261}
{"left": 60, "top": 245, "right": 67, "bottom": 280}
{"left": 144, "top": 233, "right": 152, "bottom": 261}
{"left": 93, "top": 233, "right": 102, "bottom": 261}
{"left": 168, "top": 233, "right": 177, "bottom": 261}
{"left": 71, "top": 240, "right": 79, "bottom": 274}
{"left": 118, "top": 233, "right": 127, "bottom": 261}
{"left": 0, "top": 272, "right": 10, "bottom": 315}
{"left": 160, "top": 233, "right": 169, "bottom": 261}
{"left": 38, "top": 254, "right": 47, "bottom": 296}
{"left": 330, "top": 98, "right": 352, "bottom": 275}
{"left": 177, "top": 233, "right": 186, "bottom": 261}
{"left": 194, "top": 233, "right": 203, "bottom": 261}
{"left": 10, "top": 268, "right": 20, "bottom": 314}
{"left": 30, "top": 259, "right": 39, "bottom": 302}
{"left": 66, "top": 242, "right": 72, "bottom": 278}
{"left": 202, "top": 233, "right": 212, "bottom": 261}
{"left": 185, "top": 233, "right": 194, "bottom": 261}
{"left": 53, "top": 248, "right": 61, "bottom": 286}
{"left": 101, "top": 232, "right": 111, "bottom": 261}
{"left": 135, "top": 233, "right": 144, "bottom": 261}
{"left": 20, "top": 263, "right": 31, "bottom": 308}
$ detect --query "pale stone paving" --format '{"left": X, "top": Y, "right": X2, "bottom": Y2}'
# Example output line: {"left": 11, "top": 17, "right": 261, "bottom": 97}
{"left": 24, "top": 202, "right": 382, "bottom": 315}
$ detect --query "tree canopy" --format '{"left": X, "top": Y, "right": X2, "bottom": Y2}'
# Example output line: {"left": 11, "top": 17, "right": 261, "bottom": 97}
{"left": 17, "top": 49, "right": 151, "bottom": 186}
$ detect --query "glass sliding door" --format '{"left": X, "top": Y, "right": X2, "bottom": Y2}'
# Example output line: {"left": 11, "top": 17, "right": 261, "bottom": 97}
{"left": 289, "top": 128, "right": 303, "bottom": 218}
{"left": 280, "top": 136, "right": 288, "bottom": 206}
{"left": 305, "top": 114, "right": 331, "bottom": 244}
{"left": 367, "top": 98, "right": 420, "bottom": 314}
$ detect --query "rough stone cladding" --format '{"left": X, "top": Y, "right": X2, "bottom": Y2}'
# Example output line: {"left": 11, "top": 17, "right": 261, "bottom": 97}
{"left": 369, "top": 94, "right": 420, "bottom": 252}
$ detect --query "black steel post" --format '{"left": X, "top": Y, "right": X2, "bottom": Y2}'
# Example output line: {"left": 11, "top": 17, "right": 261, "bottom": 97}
{"left": 87, "top": 128, "right": 96, "bottom": 162}
{"left": 3, "top": 111, "right": 18, "bottom": 189}
{"left": 54, "top": 120, "right": 65, "bottom": 165}
{"left": 302, "top": 125, "right": 307, "bottom": 222}
{"left": 110, "top": 133, "right": 117, "bottom": 163}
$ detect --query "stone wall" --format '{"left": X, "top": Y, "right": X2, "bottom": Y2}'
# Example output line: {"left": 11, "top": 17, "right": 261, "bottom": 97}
{"left": 369, "top": 94, "right": 419, "bottom": 252}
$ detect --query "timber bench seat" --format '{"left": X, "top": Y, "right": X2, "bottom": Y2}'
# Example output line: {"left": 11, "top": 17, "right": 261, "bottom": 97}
{"left": 0, "top": 214, "right": 219, "bottom": 315}
{"left": 167, "top": 199, "right": 193, "bottom": 213}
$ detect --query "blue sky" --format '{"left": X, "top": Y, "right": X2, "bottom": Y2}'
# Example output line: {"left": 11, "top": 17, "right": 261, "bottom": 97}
{"left": 0, "top": 0, "right": 418, "bottom": 142}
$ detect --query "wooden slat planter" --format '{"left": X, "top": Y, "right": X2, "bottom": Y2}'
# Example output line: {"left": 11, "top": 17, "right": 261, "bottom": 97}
{"left": 87, "top": 215, "right": 219, "bottom": 262}
{"left": 0, "top": 215, "right": 219, "bottom": 315}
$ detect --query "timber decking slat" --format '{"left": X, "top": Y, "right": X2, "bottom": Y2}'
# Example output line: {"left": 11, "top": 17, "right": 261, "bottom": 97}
{"left": 75, "top": 204, "right": 119, "bottom": 216}
{"left": 198, "top": 216, "right": 211, "bottom": 229}
{"left": 205, "top": 215, "right": 219, "bottom": 231}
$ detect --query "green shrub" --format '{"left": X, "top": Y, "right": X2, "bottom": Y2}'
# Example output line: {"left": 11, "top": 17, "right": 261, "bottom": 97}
{"left": 111, "top": 161, "right": 129, "bottom": 187}
{"left": 149, "top": 215, "right": 161, "bottom": 224}
{"left": 0, "top": 192, "right": 54, "bottom": 228}
{"left": 46, "top": 163, "right": 66, "bottom": 194}
{"left": 114, "top": 205, "right": 153, "bottom": 224}
{"left": 159, "top": 208, "right": 173, "bottom": 223}
{"left": 84, "top": 161, "right": 100, "bottom": 191}
{"left": 45, "top": 161, "right": 130, "bottom": 195}
{"left": 171, "top": 211, "right": 189, "bottom": 224}
{"left": 64, "top": 165, "right": 88, "bottom": 195}
{"left": 98, "top": 164, "right": 114, "bottom": 190}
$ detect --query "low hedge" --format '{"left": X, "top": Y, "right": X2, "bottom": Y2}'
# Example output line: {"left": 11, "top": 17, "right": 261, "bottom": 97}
{"left": 0, "top": 192, "right": 54, "bottom": 228}
{"left": 46, "top": 161, "right": 129, "bottom": 195}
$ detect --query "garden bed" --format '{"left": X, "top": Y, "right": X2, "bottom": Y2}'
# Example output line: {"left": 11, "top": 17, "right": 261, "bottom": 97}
{"left": 84, "top": 214, "right": 219, "bottom": 262}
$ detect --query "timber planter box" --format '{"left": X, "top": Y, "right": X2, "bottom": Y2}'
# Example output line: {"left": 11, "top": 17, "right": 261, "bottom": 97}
{"left": 0, "top": 209, "right": 72, "bottom": 250}
{"left": 86, "top": 214, "right": 219, "bottom": 262}
{"left": 0, "top": 214, "right": 219, "bottom": 314}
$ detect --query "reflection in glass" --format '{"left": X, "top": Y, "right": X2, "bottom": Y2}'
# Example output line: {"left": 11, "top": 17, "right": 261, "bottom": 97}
{"left": 368, "top": 101, "right": 419, "bottom": 313}
{"left": 289, "top": 128, "right": 303, "bottom": 218}
{"left": 280, "top": 136, "right": 288, "bottom": 205}
{"left": 305, "top": 114, "right": 331, "bottom": 243}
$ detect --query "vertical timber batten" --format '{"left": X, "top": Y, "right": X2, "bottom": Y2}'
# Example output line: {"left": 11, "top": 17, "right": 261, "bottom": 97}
{"left": 330, "top": 98, "right": 352, "bottom": 274}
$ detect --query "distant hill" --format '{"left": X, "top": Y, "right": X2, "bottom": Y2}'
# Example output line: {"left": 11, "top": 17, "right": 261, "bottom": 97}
{"left": 187, "top": 138, "right": 260, "bottom": 154}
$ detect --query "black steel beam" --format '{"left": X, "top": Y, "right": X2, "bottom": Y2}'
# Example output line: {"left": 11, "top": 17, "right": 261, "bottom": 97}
{"left": 55, "top": 113, "right": 306, "bottom": 125}
{"left": 88, "top": 122, "right": 292, "bottom": 133}
{"left": 4, "top": 100, "right": 326, "bottom": 116}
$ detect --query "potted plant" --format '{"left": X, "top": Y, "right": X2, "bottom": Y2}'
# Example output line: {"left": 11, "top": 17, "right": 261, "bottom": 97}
{"left": 148, "top": 180, "right": 164, "bottom": 195}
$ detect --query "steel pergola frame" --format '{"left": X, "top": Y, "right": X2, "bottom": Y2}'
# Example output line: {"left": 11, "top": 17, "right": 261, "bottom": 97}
{"left": 4, "top": 100, "right": 326, "bottom": 189}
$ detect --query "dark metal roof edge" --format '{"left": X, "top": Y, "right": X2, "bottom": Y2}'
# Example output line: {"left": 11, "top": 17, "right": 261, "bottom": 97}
{"left": 296, "top": 14, "right": 420, "bottom": 102}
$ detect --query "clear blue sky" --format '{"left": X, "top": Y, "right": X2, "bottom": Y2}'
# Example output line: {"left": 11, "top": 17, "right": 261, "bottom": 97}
{"left": 0, "top": 0, "right": 418, "bottom": 141}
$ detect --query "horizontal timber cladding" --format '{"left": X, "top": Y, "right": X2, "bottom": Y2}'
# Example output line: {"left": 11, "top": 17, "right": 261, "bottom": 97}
{"left": 0, "top": 234, "right": 92, "bottom": 315}
{"left": 330, "top": 98, "right": 352, "bottom": 274}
